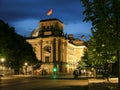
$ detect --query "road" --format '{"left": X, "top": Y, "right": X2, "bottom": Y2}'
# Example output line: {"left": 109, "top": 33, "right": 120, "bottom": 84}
{"left": 0, "top": 76, "right": 88, "bottom": 90}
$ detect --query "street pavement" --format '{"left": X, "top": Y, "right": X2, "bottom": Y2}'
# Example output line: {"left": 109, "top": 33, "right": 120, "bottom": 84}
{"left": 0, "top": 74, "right": 88, "bottom": 90}
{"left": 0, "top": 74, "right": 119, "bottom": 90}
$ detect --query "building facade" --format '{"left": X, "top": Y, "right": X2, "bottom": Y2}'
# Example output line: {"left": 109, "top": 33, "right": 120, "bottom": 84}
{"left": 66, "top": 42, "right": 86, "bottom": 73}
{"left": 26, "top": 18, "right": 86, "bottom": 74}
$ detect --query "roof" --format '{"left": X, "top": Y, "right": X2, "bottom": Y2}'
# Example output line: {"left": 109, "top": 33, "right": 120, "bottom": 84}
{"left": 40, "top": 18, "right": 63, "bottom": 23}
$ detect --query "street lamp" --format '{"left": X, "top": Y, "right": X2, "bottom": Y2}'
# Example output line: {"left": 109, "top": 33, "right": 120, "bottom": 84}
{"left": 1, "top": 58, "right": 5, "bottom": 63}
{"left": 0, "top": 58, "right": 5, "bottom": 76}
{"left": 24, "top": 62, "right": 28, "bottom": 66}
{"left": 24, "top": 62, "right": 28, "bottom": 75}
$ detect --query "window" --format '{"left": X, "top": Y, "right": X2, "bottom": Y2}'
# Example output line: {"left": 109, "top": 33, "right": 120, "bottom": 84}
{"left": 46, "top": 41, "right": 48, "bottom": 43}
{"left": 45, "top": 56, "right": 49, "bottom": 63}
{"left": 51, "top": 25, "right": 53, "bottom": 29}
{"left": 44, "top": 45, "right": 51, "bottom": 52}
{"left": 42, "top": 26, "right": 45, "bottom": 29}
{"left": 47, "top": 26, "right": 49, "bottom": 29}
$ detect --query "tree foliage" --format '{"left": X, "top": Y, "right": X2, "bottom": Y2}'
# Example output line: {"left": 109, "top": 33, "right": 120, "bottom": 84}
{"left": 80, "top": 0, "right": 120, "bottom": 79}
{"left": 84, "top": 37, "right": 116, "bottom": 68}
{"left": 0, "top": 20, "right": 38, "bottom": 74}
{"left": 77, "top": 60, "right": 87, "bottom": 69}
{"left": 81, "top": 0, "right": 120, "bottom": 50}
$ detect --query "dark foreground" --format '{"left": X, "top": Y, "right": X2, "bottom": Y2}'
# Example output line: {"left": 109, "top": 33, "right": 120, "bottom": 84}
{"left": 89, "top": 82, "right": 118, "bottom": 90}
{"left": 0, "top": 75, "right": 120, "bottom": 90}
{"left": 89, "top": 78, "right": 119, "bottom": 90}
{"left": 0, "top": 76, "right": 88, "bottom": 90}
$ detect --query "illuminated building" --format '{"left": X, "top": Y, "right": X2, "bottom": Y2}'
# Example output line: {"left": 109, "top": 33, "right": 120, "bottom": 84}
{"left": 66, "top": 42, "right": 86, "bottom": 73}
{"left": 26, "top": 18, "right": 86, "bottom": 74}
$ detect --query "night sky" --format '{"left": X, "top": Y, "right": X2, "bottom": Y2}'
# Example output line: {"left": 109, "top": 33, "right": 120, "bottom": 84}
{"left": 0, "top": 0, "right": 92, "bottom": 38}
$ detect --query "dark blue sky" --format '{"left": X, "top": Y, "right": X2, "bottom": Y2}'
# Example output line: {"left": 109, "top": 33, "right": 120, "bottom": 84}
{"left": 0, "top": 0, "right": 92, "bottom": 37}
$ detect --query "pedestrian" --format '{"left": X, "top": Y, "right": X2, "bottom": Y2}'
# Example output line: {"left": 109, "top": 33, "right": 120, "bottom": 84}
{"left": 42, "top": 69, "right": 44, "bottom": 76}
{"left": 105, "top": 69, "right": 110, "bottom": 81}
{"left": 73, "top": 69, "right": 79, "bottom": 79}
{"left": 0, "top": 75, "right": 3, "bottom": 81}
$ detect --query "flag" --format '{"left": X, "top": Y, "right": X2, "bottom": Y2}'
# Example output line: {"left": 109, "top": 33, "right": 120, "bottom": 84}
{"left": 47, "top": 9, "right": 52, "bottom": 16}
{"left": 81, "top": 35, "right": 85, "bottom": 38}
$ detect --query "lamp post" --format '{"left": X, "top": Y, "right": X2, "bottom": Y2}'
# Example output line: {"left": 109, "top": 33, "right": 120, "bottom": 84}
{"left": 24, "top": 62, "right": 28, "bottom": 75}
{"left": 0, "top": 58, "right": 5, "bottom": 76}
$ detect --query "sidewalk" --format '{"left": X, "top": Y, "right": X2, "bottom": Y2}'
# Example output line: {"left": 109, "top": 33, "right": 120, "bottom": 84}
{"left": 88, "top": 78, "right": 120, "bottom": 90}
{"left": 0, "top": 74, "right": 88, "bottom": 80}
{"left": 0, "top": 74, "right": 73, "bottom": 80}
{"left": 0, "top": 75, "right": 33, "bottom": 80}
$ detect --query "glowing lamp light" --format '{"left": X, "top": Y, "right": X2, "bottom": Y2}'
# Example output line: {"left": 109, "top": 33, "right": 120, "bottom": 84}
{"left": 1, "top": 58, "right": 5, "bottom": 62}
{"left": 24, "top": 62, "right": 28, "bottom": 66}
{"left": 53, "top": 67, "right": 57, "bottom": 72}
{"left": 66, "top": 64, "right": 69, "bottom": 67}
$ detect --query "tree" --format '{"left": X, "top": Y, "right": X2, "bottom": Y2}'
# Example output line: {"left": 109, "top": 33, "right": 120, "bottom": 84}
{"left": 77, "top": 60, "right": 87, "bottom": 70}
{"left": 80, "top": 0, "right": 120, "bottom": 85}
{"left": 83, "top": 36, "right": 117, "bottom": 77}
{"left": 0, "top": 20, "right": 38, "bottom": 74}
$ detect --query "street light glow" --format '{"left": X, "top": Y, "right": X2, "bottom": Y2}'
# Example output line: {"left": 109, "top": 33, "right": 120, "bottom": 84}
{"left": 53, "top": 67, "right": 57, "bottom": 72}
{"left": 1, "top": 58, "right": 5, "bottom": 62}
{"left": 24, "top": 62, "right": 28, "bottom": 66}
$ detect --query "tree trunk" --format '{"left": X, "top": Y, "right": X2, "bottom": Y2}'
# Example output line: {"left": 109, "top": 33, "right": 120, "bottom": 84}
{"left": 114, "top": 0, "right": 120, "bottom": 86}
{"left": 117, "top": 50, "right": 120, "bottom": 87}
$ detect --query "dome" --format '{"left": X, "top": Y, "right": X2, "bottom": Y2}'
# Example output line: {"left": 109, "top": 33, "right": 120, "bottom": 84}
{"left": 30, "top": 28, "right": 40, "bottom": 37}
